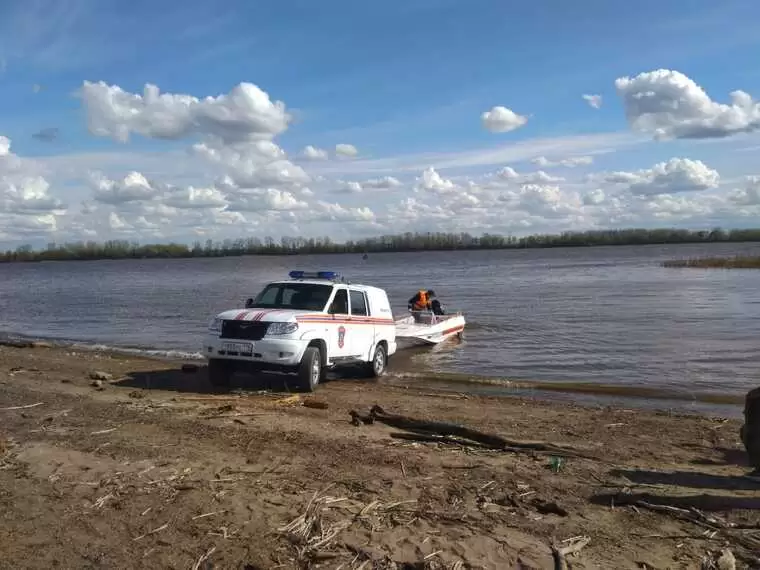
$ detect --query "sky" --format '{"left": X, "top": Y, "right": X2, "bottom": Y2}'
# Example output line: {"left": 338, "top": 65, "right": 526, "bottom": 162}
{"left": 2, "top": 0, "right": 760, "bottom": 248}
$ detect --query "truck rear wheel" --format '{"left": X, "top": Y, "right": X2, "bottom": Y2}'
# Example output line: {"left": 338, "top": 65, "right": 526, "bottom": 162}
{"left": 208, "top": 359, "right": 234, "bottom": 389}
{"left": 298, "top": 346, "right": 323, "bottom": 392}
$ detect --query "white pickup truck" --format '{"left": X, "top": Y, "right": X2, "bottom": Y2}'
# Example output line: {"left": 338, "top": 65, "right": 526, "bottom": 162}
{"left": 203, "top": 271, "right": 398, "bottom": 391}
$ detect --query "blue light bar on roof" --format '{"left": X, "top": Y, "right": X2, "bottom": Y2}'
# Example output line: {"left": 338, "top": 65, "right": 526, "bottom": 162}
{"left": 288, "top": 270, "right": 340, "bottom": 280}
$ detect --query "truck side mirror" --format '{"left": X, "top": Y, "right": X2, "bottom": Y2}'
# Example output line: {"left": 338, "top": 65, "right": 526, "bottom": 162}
{"left": 245, "top": 298, "right": 254, "bottom": 308}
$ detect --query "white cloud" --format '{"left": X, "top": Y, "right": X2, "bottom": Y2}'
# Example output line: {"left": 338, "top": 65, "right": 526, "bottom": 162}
{"left": 495, "top": 166, "right": 519, "bottom": 180}
{"left": 480, "top": 166, "right": 563, "bottom": 188}
{"left": 193, "top": 140, "right": 309, "bottom": 189}
{"left": 91, "top": 171, "right": 158, "bottom": 204}
{"left": 0, "top": 214, "right": 58, "bottom": 237}
{"left": 108, "top": 212, "right": 131, "bottom": 231}
{"left": 597, "top": 158, "right": 720, "bottom": 196}
{"left": 0, "top": 136, "right": 65, "bottom": 237}
{"left": 361, "top": 176, "right": 401, "bottom": 189}
{"left": 330, "top": 175, "right": 401, "bottom": 194}
{"left": 81, "top": 81, "right": 290, "bottom": 143}
{"left": 729, "top": 176, "right": 760, "bottom": 205}
{"left": 583, "top": 189, "right": 606, "bottom": 206}
{"left": 335, "top": 143, "right": 358, "bottom": 158}
{"left": 522, "top": 170, "right": 565, "bottom": 184}
{"left": 301, "top": 145, "right": 328, "bottom": 160}
{"left": 582, "top": 94, "right": 603, "bottom": 109}
{"left": 532, "top": 156, "right": 594, "bottom": 168}
{"left": 416, "top": 167, "right": 456, "bottom": 194}
{"left": 615, "top": 69, "right": 760, "bottom": 140}
{"left": 1, "top": 176, "right": 65, "bottom": 214}
{"left": 332, "top": 180, "right": 363, "bottom": 194}
{"left": 226, "top": 188, "right": 308, "bottom": 212}
{"left": 481, "top": 106, "right": 528, "bottom": 133}
{"left": 313, "top": 201, "right": 376, "bottom": 222}
{"left": 163, "top": 186, "right": 227, "bottom": 209}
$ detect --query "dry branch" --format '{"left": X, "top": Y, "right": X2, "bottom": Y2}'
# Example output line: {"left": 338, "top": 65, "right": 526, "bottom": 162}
{"left": 551, "top": 536, "right": 590, "bottom": 570}
{"left": 0, "top": 402, "right": 44, "bottom": 411}
{"left": 628, "top": 499, "right": 760, "bottom": 559}
{"left": 191, "top": 546, "right": 217, "bottom": 570}
{"left": 133, "top": 523, "right": 169, "bottom": 541}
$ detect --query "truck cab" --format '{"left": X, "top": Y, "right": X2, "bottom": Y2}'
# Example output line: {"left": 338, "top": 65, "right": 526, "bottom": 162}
{"left": 203, "top": 271, "right": 397, "bottom": 391}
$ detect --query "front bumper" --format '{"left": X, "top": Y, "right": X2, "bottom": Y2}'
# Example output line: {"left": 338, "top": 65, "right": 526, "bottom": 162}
{"left": 203, "top": 334, "right": 308, "bottom": 367}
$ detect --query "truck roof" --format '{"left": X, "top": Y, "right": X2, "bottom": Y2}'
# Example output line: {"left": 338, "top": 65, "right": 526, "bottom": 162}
{"left": 269, "top": 279, "right": 385, "bottom": 294}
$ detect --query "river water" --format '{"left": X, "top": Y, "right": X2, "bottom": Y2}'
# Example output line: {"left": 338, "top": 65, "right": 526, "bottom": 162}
{"left": 1, "top": 243, "right": 759, "bottom": 415}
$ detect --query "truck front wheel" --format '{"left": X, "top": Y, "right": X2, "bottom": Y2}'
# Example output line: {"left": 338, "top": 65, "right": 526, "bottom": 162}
{"left": 298, "top": 346, "right": 323, "bottom": 392}
{"left": 208, "top": 359, "right": 234, "bottom": 389}
{"left": 366, "top": 343, "right": 387, "bottom": 378}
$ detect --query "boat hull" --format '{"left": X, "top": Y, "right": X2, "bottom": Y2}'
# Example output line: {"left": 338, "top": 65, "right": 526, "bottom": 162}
{"left": 394, "top": 312, "right": 465, "bottom": 347}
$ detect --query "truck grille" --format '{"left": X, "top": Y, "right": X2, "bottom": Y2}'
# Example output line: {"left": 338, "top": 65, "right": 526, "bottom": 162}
{"left": 220, "top": 320, "right": 270, "bottom": 341}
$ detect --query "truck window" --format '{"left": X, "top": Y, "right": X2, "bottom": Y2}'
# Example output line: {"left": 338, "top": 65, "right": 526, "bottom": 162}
{"left": 349, "top": 290, "right": 368, "bottom": 316}
{"left": 252, "top": 283, "right": 332, "bottom": 311}
{"left": 328, "top": 289, "right": 349, "bottom": 314}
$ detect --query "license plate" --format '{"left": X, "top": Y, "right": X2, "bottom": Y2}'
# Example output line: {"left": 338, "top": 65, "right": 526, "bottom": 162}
{"left": 222, "top": 342, "right": 253, "bottom": 355}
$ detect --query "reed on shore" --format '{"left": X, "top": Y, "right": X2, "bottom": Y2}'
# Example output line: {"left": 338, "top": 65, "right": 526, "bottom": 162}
{"left": 662, "top": 255, "right": 760, "bottom": 269}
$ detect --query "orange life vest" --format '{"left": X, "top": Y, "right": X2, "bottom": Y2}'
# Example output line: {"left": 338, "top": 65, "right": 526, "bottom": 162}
{"left": 412, "top": 290, "right": 429, "bottom": 310}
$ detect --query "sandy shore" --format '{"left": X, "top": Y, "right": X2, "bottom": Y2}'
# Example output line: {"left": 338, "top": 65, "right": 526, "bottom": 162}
{"left": 1, "top": 343, "right": 759, "bottom": 569}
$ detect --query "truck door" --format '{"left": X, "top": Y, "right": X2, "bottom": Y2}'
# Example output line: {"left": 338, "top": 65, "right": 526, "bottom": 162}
{"left": 348, "top": 288, "right": 375, "bottom": 361}
{"left": 326, "top": 288, "right": 352, "bottom": 360}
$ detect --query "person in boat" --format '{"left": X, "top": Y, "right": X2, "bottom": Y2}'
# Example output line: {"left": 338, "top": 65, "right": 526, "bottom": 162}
{"left": 408, "top": 289, "right": 435, "bottom": 312}
{"left": 408, "top": 289, "right": 440, "bottom": 322}
{"left": 430, "top": 299, "right": 445, "bottom": 316}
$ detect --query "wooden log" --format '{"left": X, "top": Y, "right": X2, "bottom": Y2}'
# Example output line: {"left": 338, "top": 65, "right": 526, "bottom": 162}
{"left": 367, "top": 405, "right": 590, "bottom": 458}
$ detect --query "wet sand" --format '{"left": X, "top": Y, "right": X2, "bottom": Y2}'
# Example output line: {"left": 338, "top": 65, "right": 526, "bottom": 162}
{"left": 1, "top": 343, "right": 759, "bottom": 569}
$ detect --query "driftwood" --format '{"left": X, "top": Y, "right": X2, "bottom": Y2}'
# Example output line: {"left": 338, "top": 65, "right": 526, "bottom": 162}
{"left": 625, "top": 499, "right": 760, "bottom": 561}
{"left": 551, "top": 536, "right": 590, "bottom": 570}
{"left": 611, "top": 491, "right": 760, "bottom": 513}
{"left": 351, "top": 405, "right": 590, "bottom": 458}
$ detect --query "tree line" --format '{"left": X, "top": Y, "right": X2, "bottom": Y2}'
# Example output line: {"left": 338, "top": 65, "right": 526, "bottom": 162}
{"left": 2, "top": 227, "right": 760, "bottom": 263}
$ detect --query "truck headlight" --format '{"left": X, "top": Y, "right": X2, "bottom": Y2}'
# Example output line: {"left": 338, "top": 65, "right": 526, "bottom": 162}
{"left": 208, "top": 318, "right": 223, "bottom": 332}
{"left": 266, "top": 322, "right": 299, "bottom": 336}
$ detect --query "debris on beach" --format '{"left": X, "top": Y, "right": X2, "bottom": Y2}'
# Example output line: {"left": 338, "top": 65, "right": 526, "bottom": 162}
{"left": 89, "top": 371, "right": 113, "bottom": 382}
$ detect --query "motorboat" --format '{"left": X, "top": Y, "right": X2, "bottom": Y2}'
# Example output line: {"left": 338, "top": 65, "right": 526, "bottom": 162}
{"left": 394, "top": 310, "right": 466, "bottom": 347}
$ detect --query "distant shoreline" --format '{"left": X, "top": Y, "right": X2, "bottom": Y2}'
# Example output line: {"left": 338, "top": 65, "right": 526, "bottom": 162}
{"left": 3, "top": 227, "right": 760, "bottom": 264}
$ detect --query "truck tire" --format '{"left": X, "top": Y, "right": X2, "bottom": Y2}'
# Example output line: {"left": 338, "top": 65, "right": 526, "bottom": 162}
{"left": 298, "top": 346, "right": 323, "bottom": 392}
{"left": 365, "top": 343, "right": 387, "bottom": 378}
{"left": 208, "top": 359, "right": 234, "bottom": 389}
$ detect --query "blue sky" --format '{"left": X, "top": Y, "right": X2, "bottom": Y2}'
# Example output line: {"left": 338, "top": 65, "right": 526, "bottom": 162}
{"left": 1, "top": 0, "right": 760, "bottom": 246}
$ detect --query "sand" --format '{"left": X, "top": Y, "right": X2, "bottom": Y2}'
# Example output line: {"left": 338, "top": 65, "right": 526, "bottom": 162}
{"left": 0, "top": 342, "right": 758, "bottom": 569}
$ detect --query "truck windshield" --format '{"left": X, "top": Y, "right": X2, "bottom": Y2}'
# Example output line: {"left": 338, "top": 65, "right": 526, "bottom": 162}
{"left": 252, "top": 283, "right": 333, "bottom": 311}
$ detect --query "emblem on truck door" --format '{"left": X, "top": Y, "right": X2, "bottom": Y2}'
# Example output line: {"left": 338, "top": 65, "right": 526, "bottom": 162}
{"left": 338, "top": 326, "right": 346, "bottom": 348}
